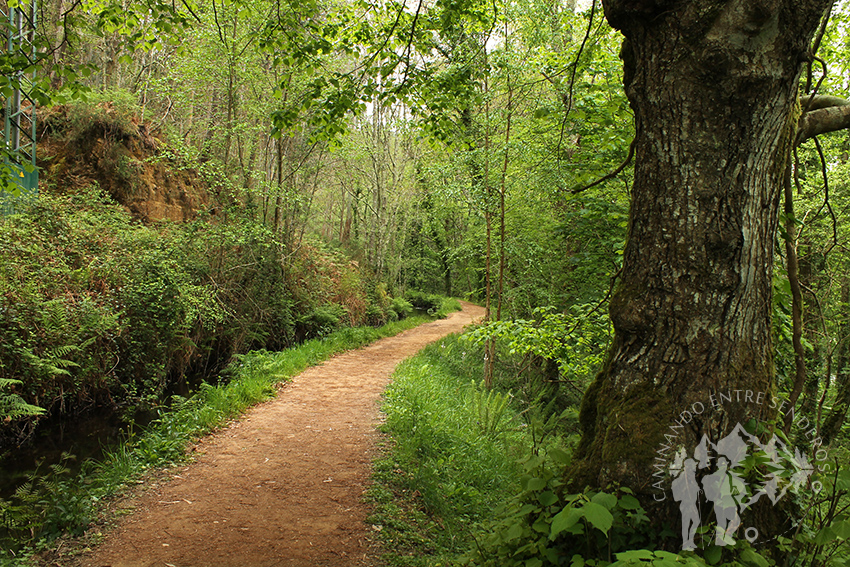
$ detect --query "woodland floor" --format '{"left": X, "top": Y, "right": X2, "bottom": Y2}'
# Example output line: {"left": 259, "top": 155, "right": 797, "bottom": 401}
{"left": 61, "top": 301, "right": 484, "bottom": 567}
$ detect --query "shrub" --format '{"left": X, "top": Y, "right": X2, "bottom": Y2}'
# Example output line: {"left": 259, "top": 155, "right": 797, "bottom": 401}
{"left": 366, "top": 303, "right": 388, "bottom": 325}
{"left": 389, "top": 297, "right": 414, "bottom": 320}
{"left": 0, "top": 188, "right": 298, "bottom": 435}
{"left": 405, "top": 289, "right": 443, "bottom": 313}
{"left": 296, "top": 304, "right": 347, "bottom": 338}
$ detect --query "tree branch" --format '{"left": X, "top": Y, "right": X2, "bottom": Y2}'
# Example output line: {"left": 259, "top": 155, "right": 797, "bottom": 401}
{"left": 797, "top": 102, "right": 850, "bottom": 145}
{"left": 572, "top": 137, "right": 635, "bottom": 194}
{"left": 180, "top": 0, "right": 203, "bottom": 23}
{"left": 800, "top": 94, "right": 850, "bottom": 111}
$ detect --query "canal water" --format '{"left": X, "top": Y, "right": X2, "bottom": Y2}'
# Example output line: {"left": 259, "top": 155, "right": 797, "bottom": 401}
{"left": 0, "top": 411, "right": 128, "bottom": 498}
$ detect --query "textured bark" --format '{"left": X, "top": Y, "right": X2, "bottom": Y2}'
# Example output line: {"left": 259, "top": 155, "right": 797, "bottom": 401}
{"left": 798, "top": 104, "right": 850, "bottom": 144}
{"left": 571, "top": 0, "right": 831, "bottom": 521}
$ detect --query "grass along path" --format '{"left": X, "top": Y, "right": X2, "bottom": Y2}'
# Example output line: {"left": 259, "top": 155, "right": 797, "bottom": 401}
{"left": 70, "top": 301, "right": 484, "bottom": 567}
{"left": 4, "top": 313, "right": 440, "bottom": 562}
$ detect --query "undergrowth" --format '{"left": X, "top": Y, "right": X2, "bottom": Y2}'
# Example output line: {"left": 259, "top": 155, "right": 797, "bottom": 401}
{"left": 0, "top": 313, "right": 440, "bottom": 564}
{"left": 368, "top": 333, "right": 574, "bottom": 566}
{"left": 369, "top": 332, "right": 850, "bottom": 567}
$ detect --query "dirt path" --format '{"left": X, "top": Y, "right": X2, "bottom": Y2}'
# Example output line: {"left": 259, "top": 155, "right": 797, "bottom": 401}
{"left": 76, "top": 302, "right": 485, "bottom": 567}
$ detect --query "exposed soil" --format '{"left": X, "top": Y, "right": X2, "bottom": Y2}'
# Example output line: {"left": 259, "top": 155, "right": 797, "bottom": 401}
{"left": 39, "top": 103, "right": 211, "bottom": 223}
{"left": 70, "top": 302, "right": 485, "bottom": 567}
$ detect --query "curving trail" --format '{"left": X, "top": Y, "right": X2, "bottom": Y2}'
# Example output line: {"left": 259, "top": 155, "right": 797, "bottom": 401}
{"left": 77, "top": 301, "right": 485, "bottom": 567}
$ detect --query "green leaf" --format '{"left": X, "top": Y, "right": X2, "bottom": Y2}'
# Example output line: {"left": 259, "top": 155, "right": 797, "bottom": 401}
{"left": 618, "top": 495, "right": 642, "bottom": 510}
{"left": 615, "top": 549, "right": 655, "bottom": 561}
{"left": 591, "top": 492, "right": 617, "bottom": 510}
{"left": 815, "top": 525, "right": 838, "bottom": 546}
{"left": 504, "top": 522, "right": 524, "bottom": 542}
{"left": 532, "top": 518, "right": 550, "bottom": 534}
{"left": 550, "top": 507, "right": 583, "bottom": 539}
{"left": 582, "top": 501, "right": 614, "bottom": 534}
{"left": 704, "top": 546, "right": 722, "bottom": 565}
{"left": 524, "top": 455, "right": 542, "bottom": 471}
{"left": 549, "top": 447, "right": 571, "bottom": 465}
{"left": 836, "top": 469, "right": 850, "bottom": 491}
{"left": 538, "top": 491, "right": 559, "bottom": 507}
{"left": 740, "top": 548, "right": 769, "bottom": 567}
{"left": 526, "top": 477, "right": 547, "bottom": 491}
{"left": 654, "top": 551, "right": 684, "bottom": 562}
{"left": 833, "top": 519, "right": 850, "bottom": 540}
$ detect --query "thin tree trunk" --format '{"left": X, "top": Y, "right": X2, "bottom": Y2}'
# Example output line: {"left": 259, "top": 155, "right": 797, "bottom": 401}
{"left": 497, "top": 53, "right": 512, "bottom": 322}
{"left": 783, "top": 163, "right": 807, "bottom": 432}
{"left": 483, "top": 69, "right": 494, "bottom": 389}
{"left": 822, "top": 278, "right": 850, "bottom": 444}
{"left": 273, "top": 137, "right": 284, "bottom": 255}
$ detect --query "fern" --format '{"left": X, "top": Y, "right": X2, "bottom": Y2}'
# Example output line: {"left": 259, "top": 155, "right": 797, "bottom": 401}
{"left": 0, "top": 453, "right": 91, "bottom": 545}
{"left": 470, "top": 380, "right": 511, "bottom": 438}
{"left": 0, "top": 378, "right": 45, "bottom": 419}
{"left": 20, "top": 344, "right": 81, "bottom": 377}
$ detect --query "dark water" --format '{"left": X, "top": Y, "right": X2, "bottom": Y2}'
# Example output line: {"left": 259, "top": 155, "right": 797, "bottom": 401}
{"left": 0, "top": 372, "right": 208, "bottom": 500}
{"left": 0, "top": 410, "right": 144, "bottom": 499}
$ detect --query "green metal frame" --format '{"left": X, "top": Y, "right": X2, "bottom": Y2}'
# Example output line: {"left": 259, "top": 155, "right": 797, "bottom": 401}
{"left": 1, "top": 0, "right": 38, "bottom": 212}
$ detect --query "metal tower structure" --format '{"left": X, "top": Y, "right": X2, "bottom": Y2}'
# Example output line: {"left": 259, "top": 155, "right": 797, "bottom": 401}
{"left": 1, "top": 0, "right": 38, "bottom": 206}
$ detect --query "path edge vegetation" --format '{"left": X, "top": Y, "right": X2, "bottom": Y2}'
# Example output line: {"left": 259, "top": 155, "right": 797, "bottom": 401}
{"left": 1, "top": 300, "right": 460, "bottom": 565}
{"left": 368, "top": 330, "right": 850, "bottom": 567}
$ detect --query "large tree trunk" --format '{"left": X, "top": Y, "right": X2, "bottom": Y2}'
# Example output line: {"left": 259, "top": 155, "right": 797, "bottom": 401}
{"left": 571, "top": 0, "right": 830, "bottom": 524}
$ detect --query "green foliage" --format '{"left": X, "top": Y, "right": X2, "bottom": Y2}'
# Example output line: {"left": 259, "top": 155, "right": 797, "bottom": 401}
{"left": 405, "top": 289, "right": 445, "bottom": 313}
{"left": 0, "top": 155, "right": 38, "bottom": 205}
{"left": 370, "top": 334, "right": 565, "bottom": 565}
{"left": 554, "top": 197, "right": 628, "bottom": 305}
{"left": 0, "top": 454, "right": 96, "bottom": 547}
{"left": 470, "top": 381, "right": 511, "bottom": 438}
{"left": 465, "top": 304, "right": 610, "bottom": 391}
{"left": 468, "top": 451, "right": 650, "bottom": 567}
{"left": 0, "top": 379, "right": 44, "bottom": 420}
{"left": 782, "top": 458, "right": 850, "bottom": 567}
{"left": 370, "top": 329, "right": 850, "bottom": 567}
{"left": 0, "top": 189, "right": 135, "bottom": 413}
{"left": 389, "top": 297, "right": 414, "bottom": 321}
{"left": 609, "top": 549, "right": 709, "bottom": 566}
{"left": 297, "top": 304, "right": 347, "bottom": 337}
{"left": 436, "top": 297, "right": 463, "bottom": 318}
{"left": 404, "top": 290, "right": 460, "bottom": 319}
{"left": 369, "top": 332, "right": 575, "bottom": 564}
{"left": 0, "top": 188, "right": 226, "bottom": 412}
{"left": 0, "top": 180, "right": 404, "bottom": 437}
{"left": 48, "top": 89, "right": 145, "bottom": 142}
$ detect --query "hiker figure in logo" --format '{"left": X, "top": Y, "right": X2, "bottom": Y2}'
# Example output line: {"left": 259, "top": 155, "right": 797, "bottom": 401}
{"left": 703, "top": 454, "right": 746, "bottom": 545}
{"left": 671, "top": 456, "right": 701, "bottom": 550}
{"left": 671, "top": 425, "right": 816, "bottom": 550}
